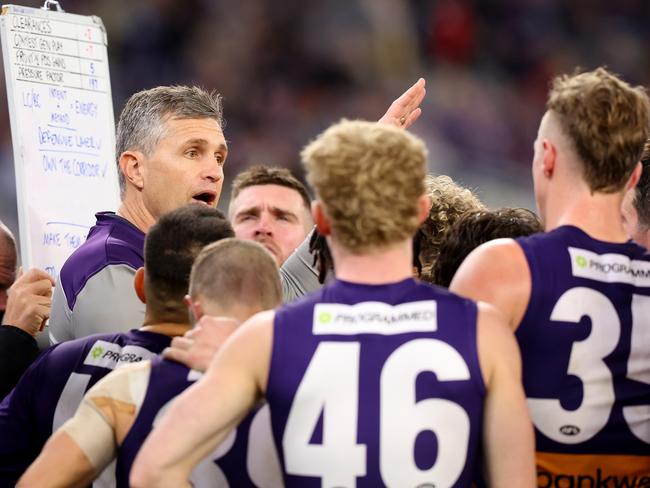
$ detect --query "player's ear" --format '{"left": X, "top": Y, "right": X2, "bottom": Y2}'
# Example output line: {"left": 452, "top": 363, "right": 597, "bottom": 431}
{"left": 542, "top": 139, "right": 556, "bottom": 178}
{"left": 119, "top": 150, "right": 145, "bottom": 190}
{"left": 626, "top": 162, "right": 642, "bottom": 191}
{"left": 134, "top": 267, "right": 146, "bottom": 303}
{"left": 312, "top": 200, "right": 331, "bottom": 236}
{"left": 417, "top": 194, "right": 430, "bottom": 224}
{"left": 184, "top": 294, "right": 204, "bottom": 321}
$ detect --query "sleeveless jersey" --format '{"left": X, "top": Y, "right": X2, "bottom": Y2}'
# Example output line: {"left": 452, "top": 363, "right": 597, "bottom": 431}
{"left": 516, "top": 225, "right": 650, "bottom": 484}
{"left": 0, "top": 329, "right": 169, "bottom": 487}
{"left": 267, "top": 278, "right": 485, "bottom": 487}
{"left": 117, "top": 357, "right": 282, "bottom": 488}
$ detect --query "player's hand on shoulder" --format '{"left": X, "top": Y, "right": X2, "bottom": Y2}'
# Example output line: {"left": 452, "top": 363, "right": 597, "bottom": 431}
{"left": 2, "top": 267, "right": 55, "bottom": 337}
{"left": 163, "top": 316, "right": 240, "bottom": 372}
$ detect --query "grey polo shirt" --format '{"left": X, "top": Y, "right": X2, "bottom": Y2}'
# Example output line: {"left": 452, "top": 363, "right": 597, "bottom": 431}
{"left": 49, "top": 212, "right": 145, "bottom": 344}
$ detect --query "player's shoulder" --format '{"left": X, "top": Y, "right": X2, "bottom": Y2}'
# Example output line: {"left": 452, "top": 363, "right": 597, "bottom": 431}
{"left": 274, "top": 285, "right": 325, "bottom": 324}
{"left": 14, "top": 333, "right": 121, "bottom": 388}
{"left": 83, "top": 360, "right": 152, "bottom": 415}
{"left": 151, "top": 355, "right": 193, "bottom": 378}
{"left": 243, "top": 310, "right": 276, "bottom": 334}
{"left": 90, "top": 358, "right": 152, "bottom": 391}
{"left": 418, "top": 278, "right": 472, "bottom": 302}
{"left": 452, "top": 237, "right": 528, "bottom": 287}
{"left": 411, "top": 280, "right": 480, "bottom": 323}
{"left": 475, "top": 236, "right": 525, "bottom": 258}
{"left": 45, "top": 331, "right": 124, "bottom": 364}
{"left": 524, "top": 225, "right": 650, "bottom": 267}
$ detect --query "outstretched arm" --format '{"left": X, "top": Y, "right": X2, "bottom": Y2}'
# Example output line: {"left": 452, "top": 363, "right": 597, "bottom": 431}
{"left": 378, "top": 78, "right": 426, "bottom": 129}
{"left": 131, "top": 311, "right": 274, "bottom": 488}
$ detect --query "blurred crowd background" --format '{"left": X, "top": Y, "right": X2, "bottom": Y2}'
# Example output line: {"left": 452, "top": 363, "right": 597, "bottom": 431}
{"left": 1, "top": 0, "right": 650, "bottom": 239}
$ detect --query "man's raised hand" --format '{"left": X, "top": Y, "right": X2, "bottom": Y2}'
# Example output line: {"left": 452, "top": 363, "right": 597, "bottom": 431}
{"left": 378, "top": 78, "right": 426, "bottom": 129}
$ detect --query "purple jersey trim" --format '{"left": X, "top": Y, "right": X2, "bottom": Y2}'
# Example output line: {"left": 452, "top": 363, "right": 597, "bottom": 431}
{"left": 60, "top": 212, "right": 145, "bottom": 311}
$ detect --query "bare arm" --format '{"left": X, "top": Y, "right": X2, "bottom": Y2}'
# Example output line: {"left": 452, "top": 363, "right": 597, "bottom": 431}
{"left": 450, "top": 238, "right": 530, "bottom": 331}
{"left": 130, "top": 311, "right": 275, "bottom": 488}
{"left": 18, "top": 362, "right": 148, "bottom": 487}
{"left": 17, "top": 432, "right": 99, "bottom": 488}
{"left": 476, "top": 302, "right": 536, "bottom": 487}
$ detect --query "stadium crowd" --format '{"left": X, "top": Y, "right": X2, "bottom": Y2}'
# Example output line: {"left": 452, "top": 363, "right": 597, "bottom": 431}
{"left": 4, "top": 0, "right": 650, "bottom": 230}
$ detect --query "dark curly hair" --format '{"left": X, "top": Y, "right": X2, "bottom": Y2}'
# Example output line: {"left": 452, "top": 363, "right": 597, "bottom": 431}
{"left": 418, "top": 175, "right": 485, "bottom": 278}
{"left": 430, "top": 208, "right": 542, "bottom": 287}
{"left": 145, "top": 204, "right": 234, "bottom": 321}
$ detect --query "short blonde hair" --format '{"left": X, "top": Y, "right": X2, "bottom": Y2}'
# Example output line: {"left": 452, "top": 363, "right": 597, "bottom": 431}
{"left": 418, "top": 175, "right": 485, "bottom": 278}
{"left": 301, "top": 120, "right": 427, "bottom": 253}
{"left": 189, "top": 238, "right": 281, "bottom": 312}
{"left": 547, "top": 67, "right": 650, "bottom": 192}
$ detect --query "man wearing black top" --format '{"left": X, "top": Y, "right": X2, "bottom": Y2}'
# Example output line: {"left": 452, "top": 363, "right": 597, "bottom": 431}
{"left": 0, "top": 223, "right": 53, "bottom": 399}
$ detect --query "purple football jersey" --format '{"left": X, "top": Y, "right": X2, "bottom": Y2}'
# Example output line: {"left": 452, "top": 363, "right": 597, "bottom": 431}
{"left": 118, "top": 356, "right": 281, "bottom": 488}
{"left": 516, "top": 225, "right": 650, "bottom": 481}
{"left": 267, "top": 278, "right": 485, "bottom": 487}
{"left": 0, "top": 329, "right": 169, "bottom": 487}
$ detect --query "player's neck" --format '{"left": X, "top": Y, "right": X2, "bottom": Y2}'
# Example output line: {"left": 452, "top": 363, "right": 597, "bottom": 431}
{"left": 546, "top": 190, "right": 629, "bottom": 243}
{"left": 200, "top": 303, "right": 259, "bottom": 325}
{"left": 139, "top": 322, "right": 191, "bottom": 337}
{"left": 331, "top": 239, "right": 414, "bottom": 285}
{"left": 117, "top": 192, "right": 156, "bottom": 234}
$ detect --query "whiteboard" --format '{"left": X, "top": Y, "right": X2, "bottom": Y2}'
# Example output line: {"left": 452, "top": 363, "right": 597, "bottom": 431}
{"left": 0, "top": 3, "right": 119, "bottom": 278}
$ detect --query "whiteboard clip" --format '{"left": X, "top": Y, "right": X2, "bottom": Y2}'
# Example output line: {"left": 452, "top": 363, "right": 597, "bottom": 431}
{"left": 41, "top": 0, "right": 65, "bottom": 12}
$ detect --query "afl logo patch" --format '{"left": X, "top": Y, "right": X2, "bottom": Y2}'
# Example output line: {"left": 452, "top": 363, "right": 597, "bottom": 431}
{"left": 559, "top": 425, "right": 580, "bottom": 436}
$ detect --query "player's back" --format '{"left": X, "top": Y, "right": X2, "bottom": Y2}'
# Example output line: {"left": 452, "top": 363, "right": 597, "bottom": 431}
{"left": 0, "top": 329, "right": 169, "bottom": 486}
{"left": 267, "top": 278, "right": 485, "bottom": 487}
{"left": 117, "top": 357, "right": 282, "bottom": 488}
{"left": 515, "top": 225, "right": 650, "bottom": 482}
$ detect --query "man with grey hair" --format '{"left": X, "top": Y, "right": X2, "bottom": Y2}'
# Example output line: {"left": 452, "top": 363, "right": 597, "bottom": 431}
{"left": 49, "top": 86, "right": 227, "bottom": 343}
{"left": 50, "top": 80, "right": 426, "bottom": 342}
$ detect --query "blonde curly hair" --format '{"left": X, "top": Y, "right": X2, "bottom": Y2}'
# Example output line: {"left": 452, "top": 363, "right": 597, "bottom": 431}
{"left": 418, "top": 175, "right": 485, "bottom": 280}
{"left": 301, "top": 119, "right": 427, "bottom": 253}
